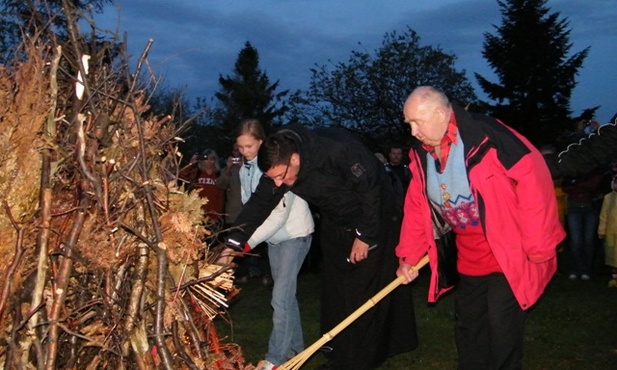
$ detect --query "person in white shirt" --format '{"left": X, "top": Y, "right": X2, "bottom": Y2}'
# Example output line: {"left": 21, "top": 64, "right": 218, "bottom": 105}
{"left": 220, "top": 119, "right": 314, "bottom": 370}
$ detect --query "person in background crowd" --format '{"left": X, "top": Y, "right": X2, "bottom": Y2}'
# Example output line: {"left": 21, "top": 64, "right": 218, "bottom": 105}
{"left": 584, "top": 119, "right": 601, "bottom": 135}
{"left": 235, "top": 126, "right": 274, "bottom": 286}
{"left": 396, "top": 86, "right": 565, "bottom": 370}
{"left": 215, "top": 141, "right": 269, "bottom": 285}
{"left": 216, "top": 142, "right": 254, "bottom": 282}
{"left": 216, "top": 143, "right": 243, "bottom": 226}
{"left": 376, "top": 152, "right": 405, "bottom": 213}
{"left": 552, "top": 118, "right": 617, "bottom": 178}
{"left": 226, "top": 122, "right": 418, "bottom": 370}
{"left": 219, "top": 119, "right": 314, "bottom": 370}
{"left": 180, "top": 149, "right": 225, "bottom": 225}
{"left": 569, "top": 119, "right": 588, "bottom": 142}
{"left": 598, "top": 174, "right": 617, "bottom": 287}
{"left": 386, "top": 144, "right": 412, "bottom": 190}
{"left": 562, "top": 168, "right": 604, "bottom": 280}
{"left": 609, "top": 159, "right": 617, "bottom": 177}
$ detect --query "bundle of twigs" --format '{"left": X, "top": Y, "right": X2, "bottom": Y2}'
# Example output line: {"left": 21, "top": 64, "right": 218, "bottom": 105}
{"left": 185, "top": 264, "right": 236, "bottom": 320}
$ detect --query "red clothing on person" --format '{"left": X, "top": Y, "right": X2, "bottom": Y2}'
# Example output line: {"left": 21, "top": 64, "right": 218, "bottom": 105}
{"left": 422, "top": 113, "right": 458, "bottom": 172}
{"left": 397, "top": 104, "right": 565, "bottom": 310}
{"left": 423, "top": 113, "right": 502, "bottom": 276}
{"left": 194, "top": 170, "right": 225, "bottom": 222}
{"left": 455, "top": 222, "right": 502, "bottom": 276}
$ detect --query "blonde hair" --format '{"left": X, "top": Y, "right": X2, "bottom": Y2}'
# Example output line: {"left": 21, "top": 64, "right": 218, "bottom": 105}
{"left": 235, "top": 118, "right": 266, "bottom": 141}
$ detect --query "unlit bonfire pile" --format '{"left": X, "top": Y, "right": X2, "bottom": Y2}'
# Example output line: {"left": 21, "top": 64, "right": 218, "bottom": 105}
{"left": 0, "top": 30, "right": 254, "bottom": 370}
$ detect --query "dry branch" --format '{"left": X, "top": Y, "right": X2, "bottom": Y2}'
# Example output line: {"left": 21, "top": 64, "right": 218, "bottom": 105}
{"left": 0, "top": 2, "right": 247, "bottom": 369}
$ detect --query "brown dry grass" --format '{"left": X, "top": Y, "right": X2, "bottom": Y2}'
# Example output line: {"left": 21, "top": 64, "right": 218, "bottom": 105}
{"left": 0, "top": 44, "right": 48, "bottom": 300}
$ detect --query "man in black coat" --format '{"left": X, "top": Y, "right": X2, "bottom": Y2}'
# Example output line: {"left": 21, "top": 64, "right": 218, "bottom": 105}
{"left": 386, "top": 144, "right": 412, "bottom": 191}
{"left": 226, "top": 123, "right": 418, "bottom": 369}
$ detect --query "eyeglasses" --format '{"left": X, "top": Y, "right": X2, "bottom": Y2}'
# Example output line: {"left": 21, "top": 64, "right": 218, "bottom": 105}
{"left": 265, "top": 157, "right": 292, "bottom": 181}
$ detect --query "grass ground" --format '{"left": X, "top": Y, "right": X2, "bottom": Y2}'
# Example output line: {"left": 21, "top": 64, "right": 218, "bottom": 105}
{"left": 216, "top": 249, "right": 617, "bottom": 369}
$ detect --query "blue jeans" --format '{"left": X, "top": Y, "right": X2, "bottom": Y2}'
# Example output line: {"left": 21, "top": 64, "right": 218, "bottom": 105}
{"left": 266, "top": 235, "right": 312, "bottom": 365}
{"left": 567, "top": 204, "right": 598, "bottom": 276}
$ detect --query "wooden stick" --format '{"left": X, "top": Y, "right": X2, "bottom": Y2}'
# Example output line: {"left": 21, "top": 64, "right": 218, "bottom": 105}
{"left": 278, "top": 255, "right": 430, "bottom": 370}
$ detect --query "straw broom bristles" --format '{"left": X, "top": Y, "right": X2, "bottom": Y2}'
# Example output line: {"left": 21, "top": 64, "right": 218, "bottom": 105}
{"left": 278, "top": 254, "right": 430, "bottom": 370}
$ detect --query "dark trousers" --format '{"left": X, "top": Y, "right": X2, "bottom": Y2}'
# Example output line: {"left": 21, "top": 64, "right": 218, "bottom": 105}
{"left": 319, "top": 220, "right": 417, "bottom": 370}
{"left": 455, "top": 273, "right": 525, "bottom": 370}
{"left": 567, "top": 204, "right": 599, "bottom": 276}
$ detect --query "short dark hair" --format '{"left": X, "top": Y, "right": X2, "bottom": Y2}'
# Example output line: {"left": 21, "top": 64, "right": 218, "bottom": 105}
{"left": 257, "top": 134, "right": 297, "bottom": 172}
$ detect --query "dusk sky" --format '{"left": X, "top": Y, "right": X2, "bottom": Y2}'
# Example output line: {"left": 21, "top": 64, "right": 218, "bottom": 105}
{"left": 95, "top": 0, "right": 616, "bottom": 123}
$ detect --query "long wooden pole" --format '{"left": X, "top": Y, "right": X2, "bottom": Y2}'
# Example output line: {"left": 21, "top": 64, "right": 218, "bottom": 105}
{"left": 279, "top": 254, "right": 430, "bottom": 370}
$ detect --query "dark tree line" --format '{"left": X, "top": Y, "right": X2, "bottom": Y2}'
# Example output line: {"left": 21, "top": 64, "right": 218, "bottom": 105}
{"left": 476, "top": 0, "right": 589, "bottom": 148}
{"left": 285, "top": 28, "right": 477, "bottom": 152}
{"left": 185, "top": 0, "right": 590, "bottom": 156}
{"left": 2, "top": 0, "right": 593, "bottom": 154}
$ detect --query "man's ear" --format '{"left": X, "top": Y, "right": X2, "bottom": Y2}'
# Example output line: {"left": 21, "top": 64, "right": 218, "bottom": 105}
{"left": 435, "top": 106, "right": 446, "bottom": 122}
{"left": 291, "top": 153, "right": 300, "bottom": 165}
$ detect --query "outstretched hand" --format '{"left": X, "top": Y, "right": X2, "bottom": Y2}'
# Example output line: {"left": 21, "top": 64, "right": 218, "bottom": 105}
{"left": 216, "top": 247, "right": 237, "bottom": 266}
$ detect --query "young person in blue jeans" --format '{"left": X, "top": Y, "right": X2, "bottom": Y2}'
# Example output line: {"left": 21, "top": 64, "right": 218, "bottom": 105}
{"left": 219, "top": 119, "right": 313, "bottom": 370}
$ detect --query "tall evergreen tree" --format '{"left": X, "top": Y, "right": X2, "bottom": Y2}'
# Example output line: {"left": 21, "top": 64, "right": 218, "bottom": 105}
{"left": 475, "top": 0, "right": 589, "bottom": 146}
{"left": 182, "top": 42, "right": 288, "bottom": 159}
{"left": 215, "top": 42, "right": 288, "bottom": 135}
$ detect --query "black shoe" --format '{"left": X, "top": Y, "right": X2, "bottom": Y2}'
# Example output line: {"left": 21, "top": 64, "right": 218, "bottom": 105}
{"left": 261, "top": 274, "right": 274, "bottom": 288}
{"left": 235, "top": 275, "right": 249, "bottom": 284}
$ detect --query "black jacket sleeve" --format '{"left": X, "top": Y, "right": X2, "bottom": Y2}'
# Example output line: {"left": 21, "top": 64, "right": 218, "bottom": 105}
{"left": 226, "top": 174, "right": 286, "bottom": 247}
